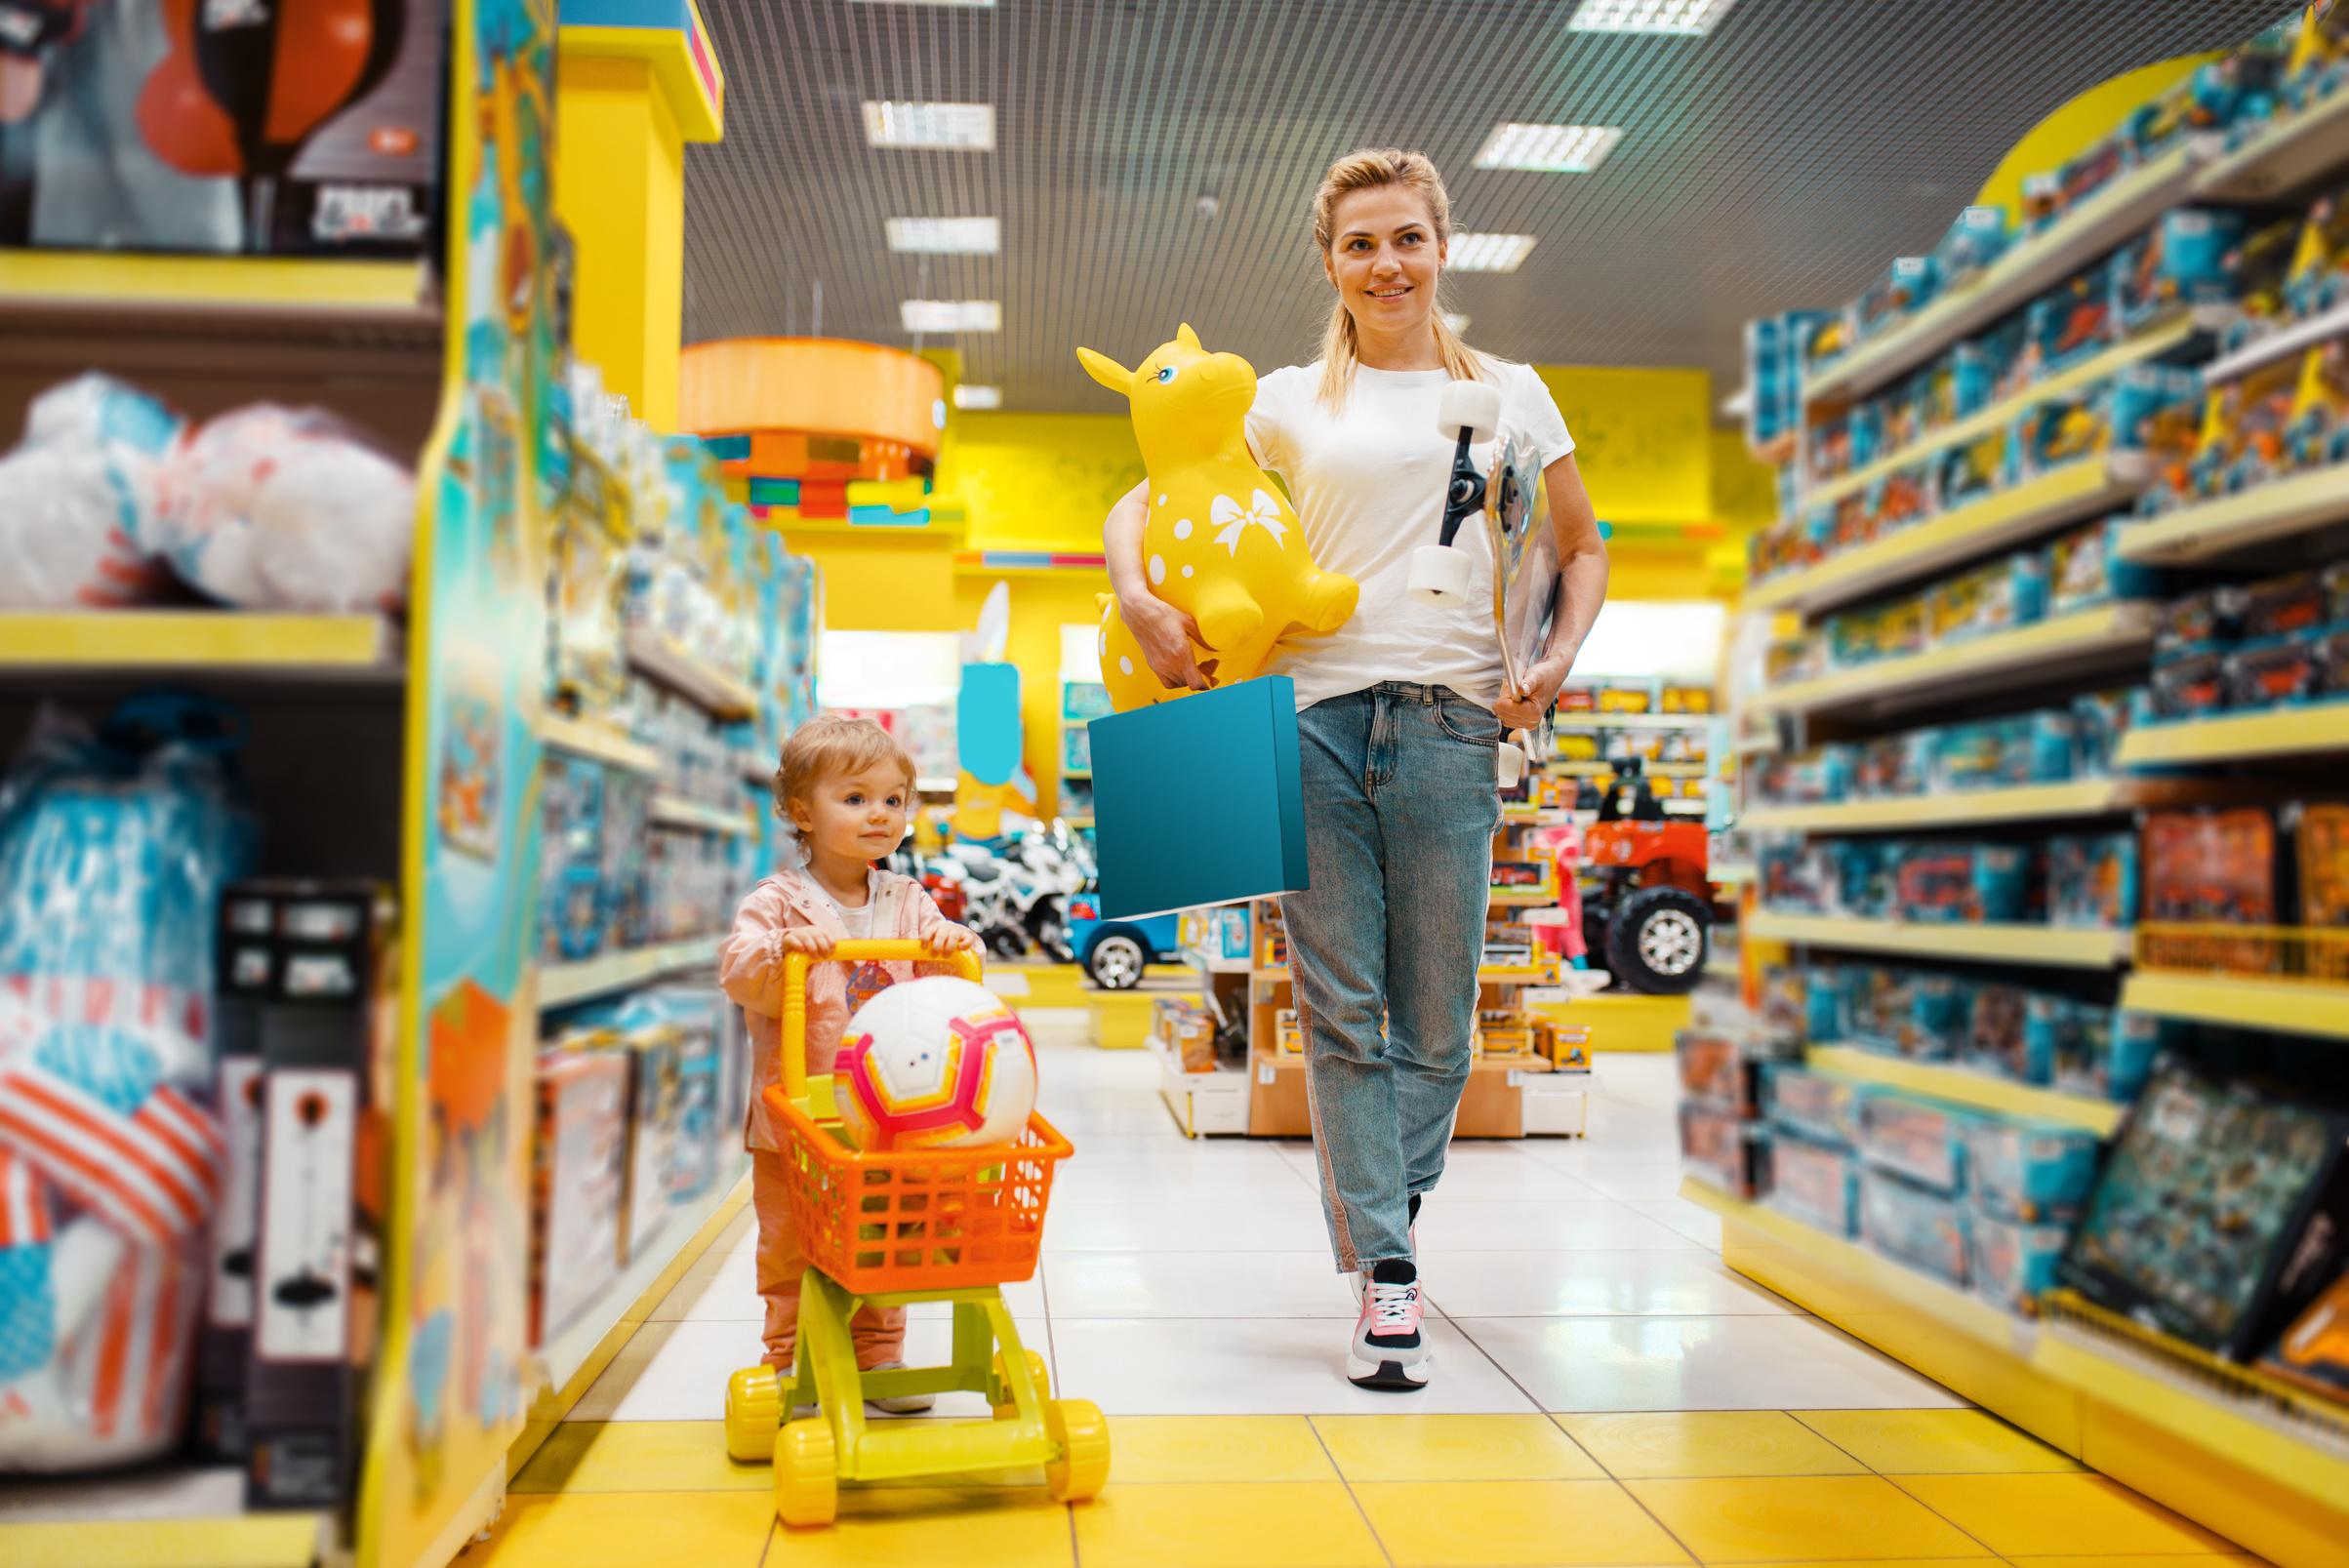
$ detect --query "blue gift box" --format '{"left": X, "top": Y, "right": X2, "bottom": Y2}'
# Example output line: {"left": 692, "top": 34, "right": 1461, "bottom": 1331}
{"left": 1088, "top": 677, "right": 1309, "bottom": 919}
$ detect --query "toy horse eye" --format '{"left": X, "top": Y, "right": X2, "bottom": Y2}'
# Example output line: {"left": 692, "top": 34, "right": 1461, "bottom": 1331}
{"left": 1154, "top": 366, "right": 1178, "bottom": 383}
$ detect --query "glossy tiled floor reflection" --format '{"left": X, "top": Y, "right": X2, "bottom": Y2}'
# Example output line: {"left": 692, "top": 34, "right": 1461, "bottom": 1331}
{"left": 465, "top": 1025, "right": 2260, "bottom": 1568}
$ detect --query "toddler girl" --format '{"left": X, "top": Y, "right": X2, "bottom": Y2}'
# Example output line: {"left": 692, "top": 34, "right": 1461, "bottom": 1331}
{"left": 718, "top": 715, "right": 979, "bottom": 1397}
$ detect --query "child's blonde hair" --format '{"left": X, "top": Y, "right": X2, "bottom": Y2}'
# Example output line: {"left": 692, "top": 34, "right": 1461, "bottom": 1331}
{"left": 1311, "top": 147, "right": 1488, "bottom": 411}
{"left": 773, "top": 715, "right": 916, "bottom": 823}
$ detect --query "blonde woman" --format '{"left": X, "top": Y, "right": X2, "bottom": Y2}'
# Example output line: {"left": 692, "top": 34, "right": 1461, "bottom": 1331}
{"left": 1103, "top": 148, "right": 1609, "bottom": 1391}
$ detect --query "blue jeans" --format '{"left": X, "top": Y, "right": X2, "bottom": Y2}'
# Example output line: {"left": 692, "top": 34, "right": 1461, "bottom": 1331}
{"left": 1283, "top": 681, "right": 1501, "bottom": 1272}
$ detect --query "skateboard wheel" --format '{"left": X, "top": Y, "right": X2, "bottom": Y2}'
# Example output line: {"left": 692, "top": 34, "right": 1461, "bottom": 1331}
{"left": 773, "top": 1417, "right": 837, "bottom": 1527}
{"left": 1044, "top": 1398, "right": 1111, "bottom": 1502}
{"left": 990, "top": 1347, "right": 1049, "bottom": 1420}
{"left": 724, "top": 1366, "right": 782, "bottom": 1463}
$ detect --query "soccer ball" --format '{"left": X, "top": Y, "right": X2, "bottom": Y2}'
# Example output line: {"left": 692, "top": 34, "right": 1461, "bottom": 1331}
{"left": 833, "top": 977, "right": 1038, "bottom": 1150}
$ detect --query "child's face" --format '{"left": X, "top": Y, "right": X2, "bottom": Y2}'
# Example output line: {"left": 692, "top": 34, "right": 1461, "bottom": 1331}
{"left": 790, "top": 764, "right": 912, "bottom": 867}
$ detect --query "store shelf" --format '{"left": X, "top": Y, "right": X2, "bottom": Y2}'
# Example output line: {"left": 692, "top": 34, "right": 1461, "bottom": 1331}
{"left": 2194, "top": 88, "right": 2349, "bottom": 204}
{"left": 541, "top": 712, "right": 663, "bottom": 775}
{"left": 2119, "top": 971, "right": 2349, "bottom": 1041}
{"left": 2199, "top": 300, "right": 2349, "bottom": 385}
{"left": 2115, "top": 702, "right": 2349, "bottom": 766}
{"left": 0, "top": 611, "right": 400, "bottom": 677}
{"left": 1802, "top": 142, "right": 2202, "bottom": 406}
{"left": 2116, "top": 462, "right": 2349, "bottom": 566}
{"left": 1478, "top": 963, "right": 1554, "bottom": 984}
{"left": 1805, "top": 1045, "right": 2124, "bottom": 1136}
{"left": 1757, "top": 601, "right": 2157, "bottom": 720}
{"left": 649, "top": 792, "right": 752, "bottom": 835}
{"left": 1747, "top": 910, "right": 2129, "bottom": 969}
{"left": 1490, "top": 888, "right": 1561, "bottom": 906}
{"left": 1555, "top": 758, "right": 1708, "bottom": 776}
{"left": 0, "top": 251, "right": 436, "bottom": 335}
{"left": 1803, "top": 312, "right": 2205, "bottom": 514}
{"left": 1741, "top": 777, "right": 2202, "bottom": 834}
{"left": 625, "top": 629, "right": 756, "bottom": 717}
{"left": 1182, "top": 945, "right": 1251, "bottom": 976}
{"left": 1554, "top": 711, "right": 1714, "bottom": 729}
{"left": 539, "top": 936, "right": 721, "bottom": 1010}
{"left": 1748, "top": 455, "right": 2151, "bottom": 617}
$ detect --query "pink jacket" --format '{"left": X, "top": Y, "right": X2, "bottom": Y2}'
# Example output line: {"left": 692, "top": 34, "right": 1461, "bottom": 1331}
{"left": 720, "top": 865, "right": 959, "bottom": 1150}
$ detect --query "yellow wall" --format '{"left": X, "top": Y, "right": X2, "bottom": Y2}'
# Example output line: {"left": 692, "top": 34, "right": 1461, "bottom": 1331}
{"left": 939, "top": 412, "right": 1145, "bottom": 549}
{"left": 1533, "top": 366, "right": 1712, "bottom": 523}
{"left": 555, "top": 55, "right": 685, "bottom": 429}
{"left": 785, "top": 532, "right": 959, "bottom": 630}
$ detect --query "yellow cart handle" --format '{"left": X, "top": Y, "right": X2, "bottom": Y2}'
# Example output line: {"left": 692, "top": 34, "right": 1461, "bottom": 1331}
{"left": 780, "top": 940, "right": 986, "bottom": 1103}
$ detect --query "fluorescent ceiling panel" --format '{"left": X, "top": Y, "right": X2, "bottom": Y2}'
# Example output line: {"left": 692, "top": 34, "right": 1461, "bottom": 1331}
{"left": 953, "top": 384, "right": 1003, "bottom": 409}
{"left": 1569, "top": 600, "right": 1726, "bottom": 682}
{"left": 886, "top": 217, "right": 1000, "bottom": 254}
{"left": 901, "top": 300, "right": 1001, "bottom": 332}
{"left": 862, "top": 101, "right": 995, "bottom": 150}
{"left": 1448, "top": 232, "right": 1537, "bottom": 272}
{"left": 1474, "top": 123, "right": 1623, "bottom": 173}
{"left": 1567, "top": 0, "right": 1738, "bottom": 34}
{"left": 819, "top": 630, "right": 961, "bottom": 708}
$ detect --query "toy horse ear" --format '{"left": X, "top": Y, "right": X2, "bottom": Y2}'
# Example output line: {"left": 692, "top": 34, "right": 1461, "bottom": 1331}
{"left": 1076, "top": 347, "right": 1134, "bottom": 395}
{"left": 1176, "top": 323, "right": 1202, "bottom": 351}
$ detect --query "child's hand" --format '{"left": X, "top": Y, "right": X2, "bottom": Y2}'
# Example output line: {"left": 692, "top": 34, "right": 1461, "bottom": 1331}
{"left": 925, "top": 923, "right": 982, "bottom": 958}
{"left": 781, "top": 927, "right": 836, "bottom": 957}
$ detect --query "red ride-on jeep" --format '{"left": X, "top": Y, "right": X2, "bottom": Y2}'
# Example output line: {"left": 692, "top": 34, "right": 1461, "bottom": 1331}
{"left": 1579, "top": 757, "right": 1714, "bottom": 994}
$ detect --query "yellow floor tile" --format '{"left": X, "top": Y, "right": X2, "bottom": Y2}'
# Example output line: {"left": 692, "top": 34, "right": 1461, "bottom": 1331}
{"left": 1111, "top": 1415, "right": 1338, "bottom": 1482}
{"left": 467, "top": 1491, "right": 774, "bottom": 1568}
{"left": 1892, "top": 1474, "right": 2240, "bottom": 1557}
{"left": 511, "top": 1421, "right": 766, "bottom": 1493}
{"left": 1557, "top": 1412, "right": 1869, "bottom": 1479}
{"left": 2006, "top": 1558, "right": 2266, "bottom": 1568}
{"left": 1352, "top": 1478, "right": 1693, "bottom": 1567}
{"left": 1792, "top": 1410, "right": 2085, "bottom": 1474}
{"left": 1623, "top": 1475, "right": 1994, "bottom": 1563}
{"left": 777, "top": 1485, "right": 1076, "bottom": 1568}
{"left": 1316, "top": 1414, "right": 1607, "bottom": 1482}
{"left": 1071, "top": 1480, "right": 1385, "bottom": 1568}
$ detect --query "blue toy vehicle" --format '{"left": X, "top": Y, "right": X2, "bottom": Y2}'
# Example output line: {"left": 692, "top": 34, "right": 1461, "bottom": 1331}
{"left": 1065, "top": 897, "right": 1181, "bottom": 989}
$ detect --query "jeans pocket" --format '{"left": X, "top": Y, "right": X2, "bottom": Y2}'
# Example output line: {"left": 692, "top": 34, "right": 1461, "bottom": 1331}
{"left": 1435, "top": 696, "right": 1501, "bottom": 746}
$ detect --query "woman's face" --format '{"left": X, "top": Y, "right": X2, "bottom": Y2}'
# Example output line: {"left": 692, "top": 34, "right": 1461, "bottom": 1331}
{"left": 1324, "top": 185, "right": 1445, "bottom": 340}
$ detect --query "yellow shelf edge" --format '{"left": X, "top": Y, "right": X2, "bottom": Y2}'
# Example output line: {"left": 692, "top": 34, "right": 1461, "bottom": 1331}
{"left": 2114, "top": 703, "right": 2349, "bottom": 766}
{"left": 538, "top": 935, "right": 721, "bottom": 1011}
{"left": 2117, "top": 462, "right": 2349, "bottom": 566}
{"left": 539, "top": 713, "right": 663, "bottom": 776}
{"left": 0, "top": 611, "right": 393, "bottom": 669}
{"left": 1746, "top": 910, "right": 2127, "bottom": 968}
{"left": 1758, "top": 602, "right": 2154, "bottom": 716}
{"left": 2119, "top": 971, "right": 2349, "bottom": 1041}
{"left": 0, "top": 250, "right": 427, "bottom": 311}
{"left": 1805, "top": 1045, "right": 2123, "bottom": 1135}
{"left": 1743, "top": 780, "right": 2123, "bottom": 833}
{"left": 649, "top": 792, "right": 752, "bottom": 836}
{"left": 1804, "top": 314, "right": 2197, "bottom": 513}
{"left": 2193, "top": 85, "right": 2349, "bottom": 203}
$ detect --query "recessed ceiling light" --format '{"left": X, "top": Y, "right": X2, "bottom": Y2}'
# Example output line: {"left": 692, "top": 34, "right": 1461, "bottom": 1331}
{"left": 887, "top": 217, "right": 1000, "bottom": 254}
{"left": 863, "top": 101, "right": 994, "bottom": 150}
{"left": 953, "top": 384, "right": 1003, "bottom": 410}
{"left": 1567, "top": 0, "right": 1738, "bottom": 34}
{"left": 1442, "top": 313, "right": 1472, "bottom": 335}
{"left": 901, "top": 300, "right": 1000, "bottom": 333}
{"left": 1474, "top": 123, "right": 1623, "bottom": 173}
{"left": 1448, "top": 233, "right": 1537, "bottom": 272}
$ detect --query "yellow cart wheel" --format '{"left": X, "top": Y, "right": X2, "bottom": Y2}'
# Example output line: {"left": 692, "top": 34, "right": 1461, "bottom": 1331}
{"left": 990, "top": 1348, "right": 1049, "bottom": 1420}
{"left": 724, "top": 1366, "right": 782, "bottom": 1463}
{"left": 1044, "top": 1398, "right": 1110, "bottom": 1503}
{"left": 773, "top": 1418, "right": 838, "bottom": 1527}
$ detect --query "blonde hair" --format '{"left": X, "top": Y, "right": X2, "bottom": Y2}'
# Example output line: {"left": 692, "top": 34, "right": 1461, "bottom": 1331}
{"left": 773, "top": 715, "right": 915, "bottom": 824}
{"left": 1312, "top": 147, "right": 1488, "bottom": 410}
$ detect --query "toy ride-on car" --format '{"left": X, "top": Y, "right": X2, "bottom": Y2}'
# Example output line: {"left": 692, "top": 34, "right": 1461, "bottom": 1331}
{"left": 1064, "top": 898, "right": 1181, "bottom": 989}
{"left": 1579, "top": 757, "right": 1715, "bottom": 995}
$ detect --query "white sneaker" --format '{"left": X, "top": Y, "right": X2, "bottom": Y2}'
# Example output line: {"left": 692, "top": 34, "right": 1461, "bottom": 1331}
{"left": 865, "top": 1359, "right": 936, "bottom": 1415}
{"left": 1347, "top": 1260, "right": 1431, "bottom": 1391}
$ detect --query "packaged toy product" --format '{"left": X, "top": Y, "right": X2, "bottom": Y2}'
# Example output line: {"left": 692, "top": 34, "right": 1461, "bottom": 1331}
{"left": 2259, "top": 1267, "right": 2349, "bottom": 1402}
{"left": 1937, "top": 427, "right": 2013, "bottom": 512}
{"left": 1926, "top": 552, "right": 2046, "bottom": 647}
{"left": 1861, "top": 1167, "right": 1971, "bottom": 1284}
{"left": 1970, "top": 1210, "right": 2072, "bottom": 1312}
{"left": 1892, "top": 841, "right": 2027, "bottom": 924}
{"left": 1931, "top": 206, "right": 2010, "bottom": 289}
{"left": 2046, "top": 1004, "right": 2167, "bottom": 1102}
{"left": 2151, "top": 647, "right": 2229, "bottom": 718}
{"left": 1674, "top": 1030, "right": 1793, "bottom": 1116}
{"left": 2062, "top": 1056, "right": 2349, "bottom": 1359}
{"left": 531, "top": 1049, "right": 628, "bottom": 1346}
{"left": 2214, "top": 214, "right": 2303, "bottom": 358}
{"left": 2158, "top": 584, "right": 2249, "bottom": 652}
{"left": 1770, "top": 1137, "right": 1861, "bottom": 1237}
{"left": 1679, "top": 1104, "right": 1769, "bottom": 1199}
{"left": 2299, "top": 803, "right": 2349, "bottom": 936}
{"left": 1857, "top": 257, "right": 1937, "bottom": 341}
{"left": 2285, "top": 181, "right": 2349, "bottom": 321}
{"left": 2142, "top": 807, "right": 2280, "bottom": 923}
{"left": 2112, "top": 209, "right": 2248, "bottom": 332}
{"left": 2224, "top": 631, "right": 2329, "bottom": 707}
{"left": 2020, "top": 260, "right": 2117, "bottom": 382}
{"left": 1964, "top": 1120, "right": 2100, "bottom": 1222}
{"left": 834, "top": 977, "right": 1040, "bottom": 1150}
{"left": 2071, "top": 688, "right": 2140, "bottom": 775}
{"left": 0, "top": 374, "right": 183, "bottom": 609}
{"left": 1842, "top": 964, "right": 1964, "bottom": 1059}
{"left": 1857, "top": 1095, "right": 1972, "bottom": 1193}
{"left": 2045, "top": 518, "right": 2164, "bottom": 615}
{"left": 1964, "top": 982, "right": 2035, "bottom": 1082}
{"left": 2286, "top": 338, "right": 2349, "bottom": 469}
{"left": 1827, "top": 597, "right": 1926, "bottom": 668}
{"left": 1766, "top": 1065, "right": 1861, "bottom": 1146}
{"left": 2047, "top": 832, "right": 2138, "bottom": 928}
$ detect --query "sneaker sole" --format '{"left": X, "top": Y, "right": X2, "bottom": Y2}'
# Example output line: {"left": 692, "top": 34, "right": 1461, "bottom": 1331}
{"left": 1345, "top": 1351, "right": 1432, "bottom": 1390}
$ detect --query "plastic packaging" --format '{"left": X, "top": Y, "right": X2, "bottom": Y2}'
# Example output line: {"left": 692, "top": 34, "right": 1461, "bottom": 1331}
{"left": 1679, "top": 1104, "right": 1769, "bottom": 1199}
{"left": 2047, "top": 831, "right": 2139, "bottom": 928}
{"left": 1964, "top": 1120, "right": 2101, "bottom": 1222}
{"left": 1771, "top": 1137, "right": 1861, "bottom": 1237}
{"left": 1926, "top": 552, "right": 2047, "bottom": 647}
{"left": 0, "top": 375, "right": 183, "bottom": 609}
{"left": 1766, "top": 1065, "right": 1860, "bottom": 1146}
{"left": 1860, "top": 1167, "right": 1971, "bottom": 1284}
{"left": 1858, "top": 1094, "right": 1972, "bottom": 1193}
{"left": 1969, "top": 1209, "right": 2071, "bottom": 1312}
{"left": 2045, "top": 517, "right": 2164, "bottom": 616}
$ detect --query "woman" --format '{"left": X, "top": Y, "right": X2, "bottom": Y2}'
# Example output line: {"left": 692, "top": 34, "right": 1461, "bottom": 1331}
{"left": 1103, "top": 148, "right": 1609, "bottom": 1391}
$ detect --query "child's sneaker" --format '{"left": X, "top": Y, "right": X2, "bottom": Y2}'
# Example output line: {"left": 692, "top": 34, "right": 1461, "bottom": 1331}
{"left": 865, "top": 1360, "right": 937, "bottom": 1415}
{"left": 1347, "top": 1259, "right": 1430, "bottom": 1391}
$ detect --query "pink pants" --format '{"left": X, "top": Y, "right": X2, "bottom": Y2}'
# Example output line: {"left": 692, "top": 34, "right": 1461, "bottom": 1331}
{"left": 751, "top": 1148, "right": 907, "bottom": 1371}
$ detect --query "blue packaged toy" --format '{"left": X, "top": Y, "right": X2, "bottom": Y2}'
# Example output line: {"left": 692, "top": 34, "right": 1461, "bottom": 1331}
{"left": 1969, "top": 1208, "right": 2072, "bottom": 1312}
{"left": 2051, "top": 1007, "right": 2171, "bottom": 1103}
{"left": 1771, "top": 1136, "right": 1862, "bottom": 1237}
{"left": 2046, "top": 518, "right": 2166, "bottom": 616}
{"left": 2047, "top": 831, "right": 2138, "bottom": 928}
{"left": 1861, "top": 1167, "right": 1971, "bottom": 1284}
{"left": 1932, "top": 206, "right": 2010, "bottom": 289}
{"left": 1858, "top": 1093, "right": 1972, "bottom": 1193}
{"left": 1964, "top": 1119, "right": 2101, "bottom": 1222}
{"left": 1926, "top": 551, "right": 2047, "bottom": 648}
{"left": 1766, "top": 1065, "right": 1861, "bottom": 1146}
{"left": 1963, "top": 982, "right": 2046, "bottom": 1084}
{"left": 2113, "top": 209, "right": 2248, "bottom": 332}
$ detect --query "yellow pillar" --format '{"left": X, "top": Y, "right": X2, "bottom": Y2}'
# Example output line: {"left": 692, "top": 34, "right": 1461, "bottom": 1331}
{"left": 556, "top": 2, "right": 725, "bottom": 431}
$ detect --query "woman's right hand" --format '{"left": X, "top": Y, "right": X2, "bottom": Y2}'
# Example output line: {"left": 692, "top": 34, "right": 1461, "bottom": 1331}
{"left": 1121, "top": 590, "right": 1212, "bottom": 692}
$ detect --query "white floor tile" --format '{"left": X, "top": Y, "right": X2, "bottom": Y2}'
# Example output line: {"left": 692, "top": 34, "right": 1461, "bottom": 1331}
{"left": 1051, "top": 1157, "right": 1316, "bottom": 1204}
{"left": 1413, "top": 1200, "right": 1704, "bottom": 1253}
{"left": 649, "top": 1243, "right": 763, "bottom": 1321}
{"left": 574, "top": 1317, "right": 767, "bottom": 1420}
{"left": 1451, "top": 1314, "right": 1968, "bottom": 1411}
{"left": 1043, "top": 1250, "right": 1357, "bottom": 1318}
{"left": 1572, "top": 1162, "right": 1700, "bottom": 1201}
{"left": 1411, "top": 1152, "right": 1605, "bottom": 1203}
{"left": 1041, "top": 1199, "right": 1332, "bottom": 1253}
{"left": 1050, "top": 1315, "right": 1540, "bottom": 1414}
{"left": 1423, "top": 1250, "right": 1801, "bottom": 1317}
{"left": 1625, "top": 1196, "right": 1725, "bottom": 1250}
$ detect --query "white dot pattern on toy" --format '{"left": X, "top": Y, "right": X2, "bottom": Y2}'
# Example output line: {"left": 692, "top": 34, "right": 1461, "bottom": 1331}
{"left": 1119, "top": 656, "right": 1133, "bottom": 674}
{"left": 1173, "top": 518, "right": 1192, "bottom": 540}
{"left": 1149, "top": 554, "right": 1165, "bottom": 584}
{"left": 1182, "top": 564, "right": 1194, "bottom": 578}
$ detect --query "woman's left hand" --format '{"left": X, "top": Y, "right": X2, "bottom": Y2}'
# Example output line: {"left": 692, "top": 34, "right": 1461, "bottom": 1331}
{"left": 1492, "top": 655, "right": 1570, "bottom": 731}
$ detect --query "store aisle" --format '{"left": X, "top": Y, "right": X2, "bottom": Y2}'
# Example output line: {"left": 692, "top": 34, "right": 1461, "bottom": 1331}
{"left": 466, "top": 1033, "right": 2256, "bottom": 1568}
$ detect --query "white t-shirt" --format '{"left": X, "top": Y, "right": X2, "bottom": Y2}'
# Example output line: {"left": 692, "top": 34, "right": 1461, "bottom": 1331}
{"left": 807, "top": 865, "right": 879, "bottom": 938}
{"left": 1244, "top": 358, "right": 1575, "bottom": 710}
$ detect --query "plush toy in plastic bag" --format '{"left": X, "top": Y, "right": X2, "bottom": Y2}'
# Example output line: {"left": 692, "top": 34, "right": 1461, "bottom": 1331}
{"left": 154, "top": 404, "right": 416, "bottom": 614}
{"left": 0, "top": 690, "right": 258, "bottom": 1469}
{"left": 0, "top": 375, "right": 183, "bottom": 610}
